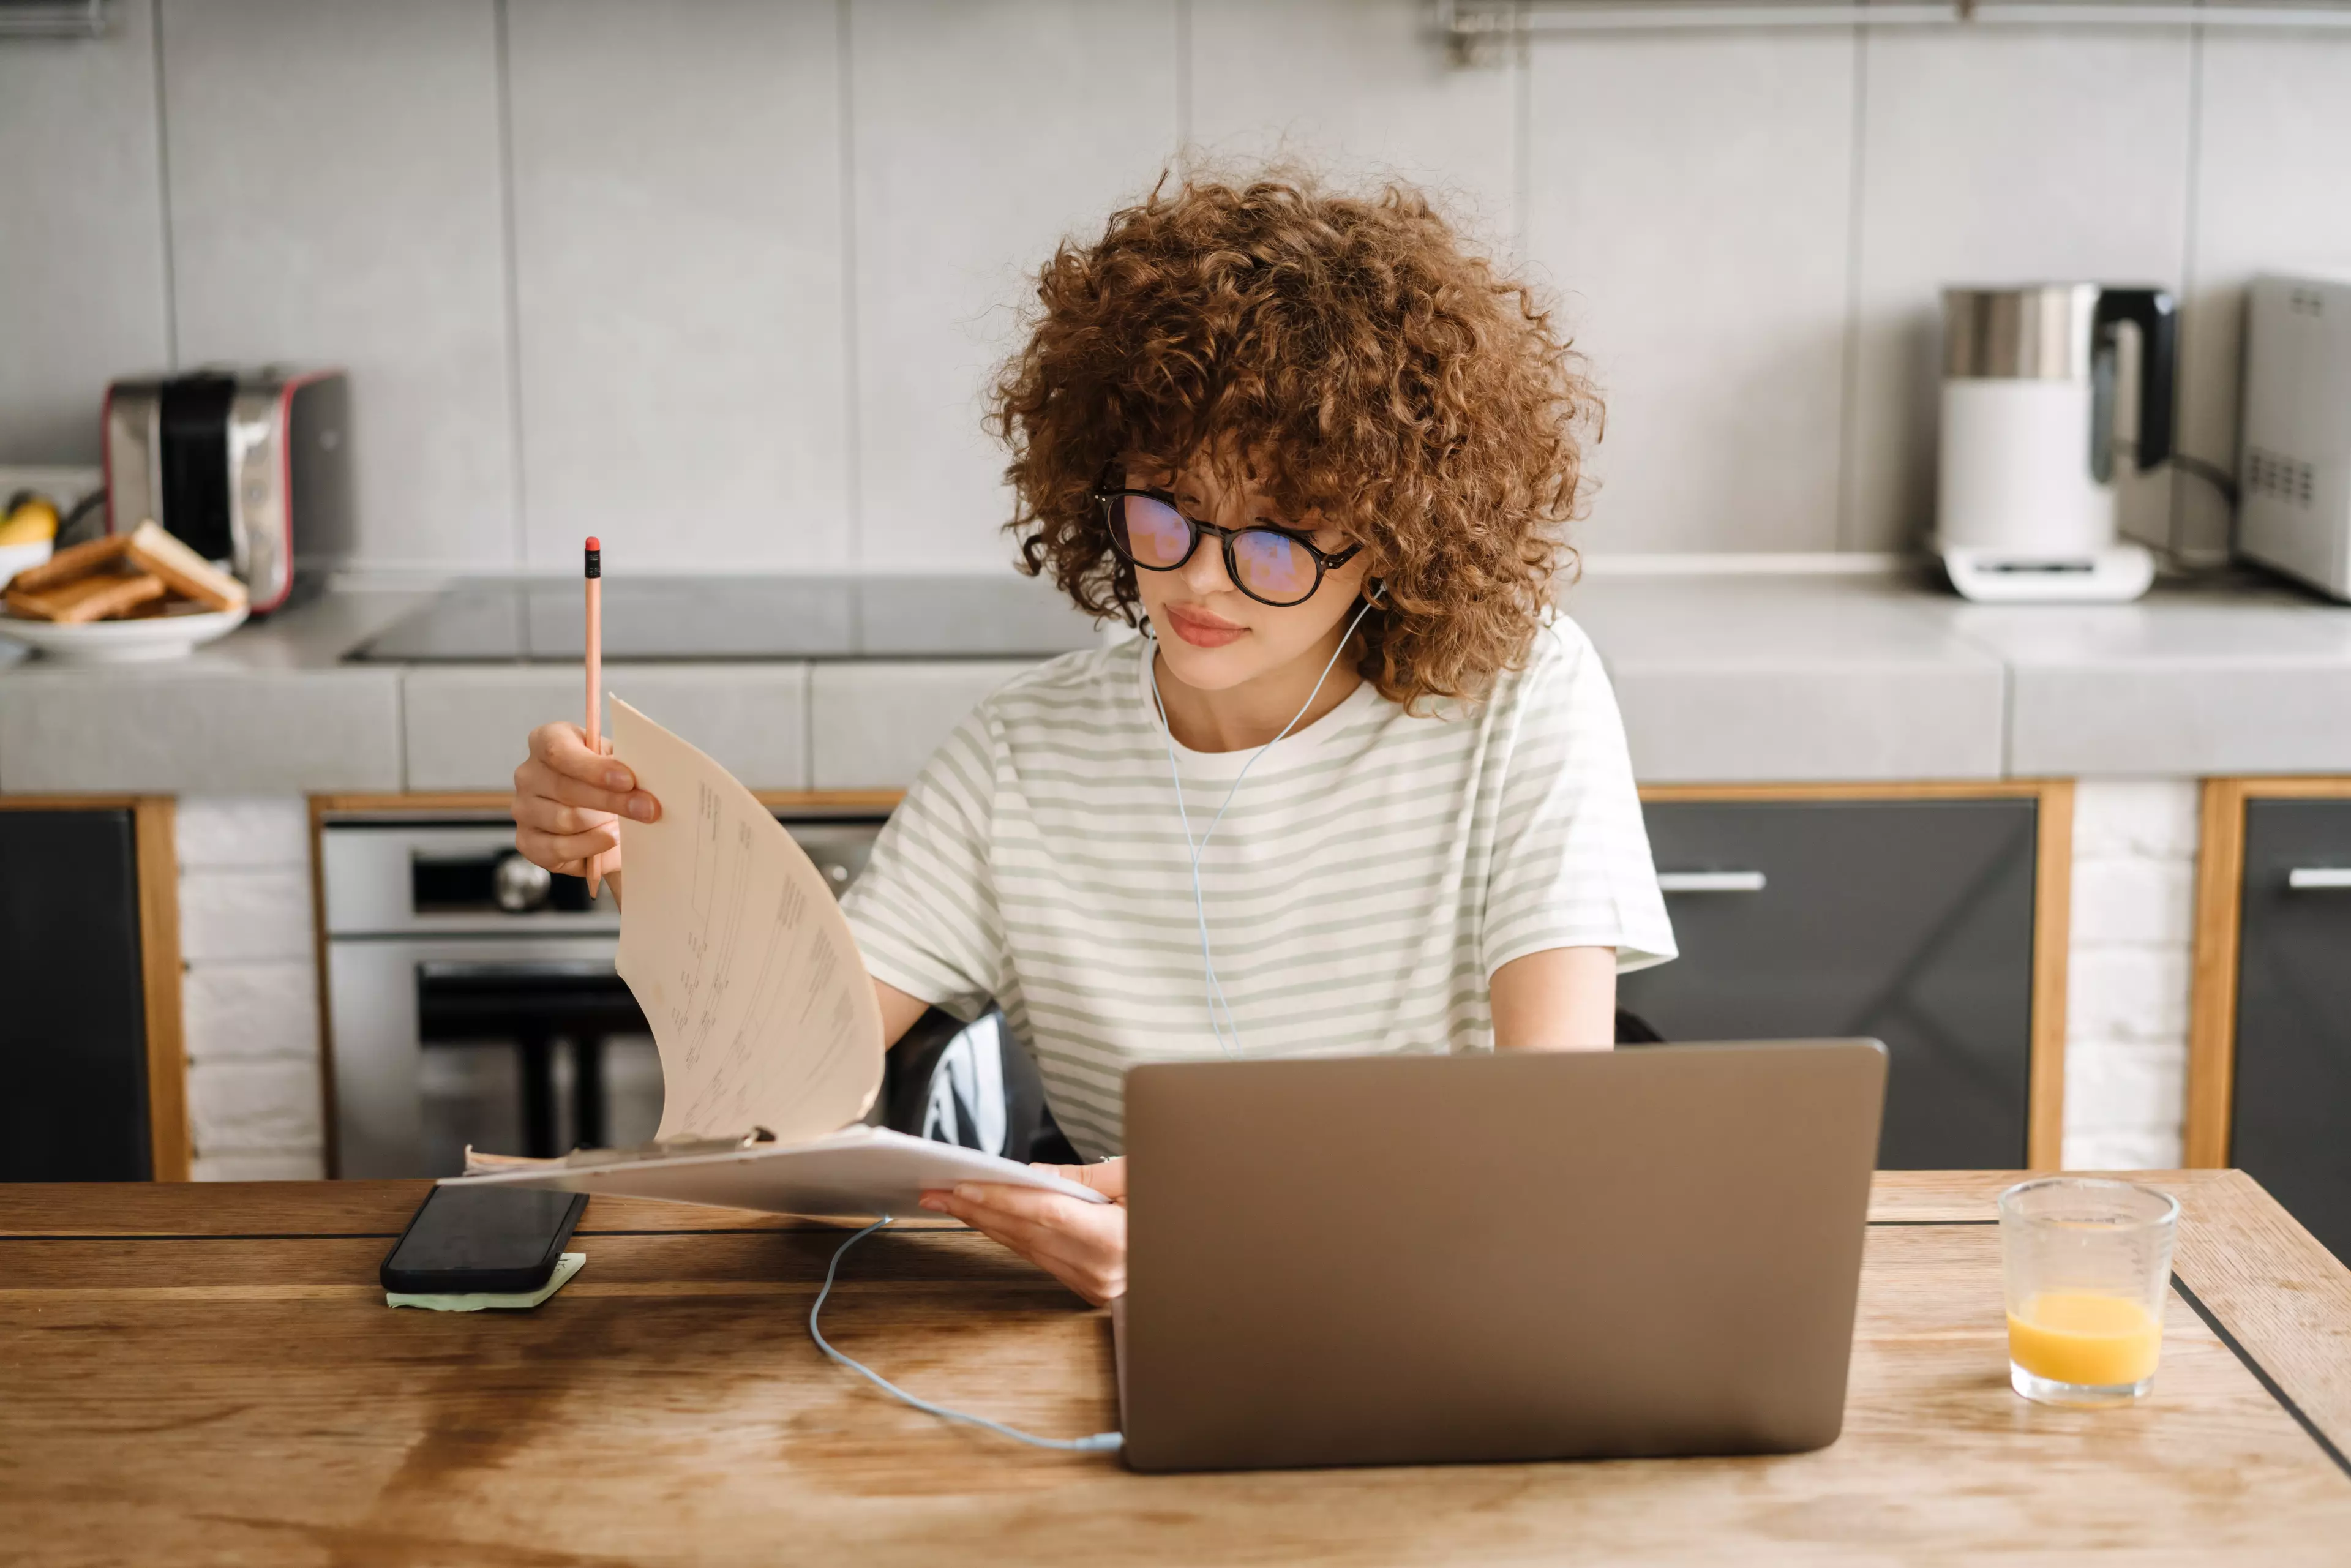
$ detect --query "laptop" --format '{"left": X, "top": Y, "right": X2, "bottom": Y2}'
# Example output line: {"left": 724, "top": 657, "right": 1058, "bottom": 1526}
{"left": 1112, "top": 1039, "right": 1888, "bottom": 1472}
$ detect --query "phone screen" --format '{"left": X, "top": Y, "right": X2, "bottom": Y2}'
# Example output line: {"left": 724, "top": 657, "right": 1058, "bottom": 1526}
{"left": 380, "top": 1185, "right": 588, "bottom": 1295}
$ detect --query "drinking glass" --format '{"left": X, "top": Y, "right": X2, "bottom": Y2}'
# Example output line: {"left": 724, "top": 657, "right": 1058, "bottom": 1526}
{"left": 1998, "top": 1177, "right": 2179, "bottom": 1406}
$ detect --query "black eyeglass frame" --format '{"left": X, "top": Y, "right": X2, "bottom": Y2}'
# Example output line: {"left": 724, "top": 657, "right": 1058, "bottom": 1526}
{"left": 1092, "top": 484, "right": 1364, "bottom": 608}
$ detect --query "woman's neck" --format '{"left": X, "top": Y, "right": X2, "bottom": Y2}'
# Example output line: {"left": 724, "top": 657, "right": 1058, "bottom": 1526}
{"left": 1150, "top": 625, "right": 1363, "bottom": 754}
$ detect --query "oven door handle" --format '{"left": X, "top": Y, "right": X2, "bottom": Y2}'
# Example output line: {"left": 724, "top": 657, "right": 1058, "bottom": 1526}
{"left": 416, "top": 959, "right": 620, "bottom": 981}
{"left": 1656, "top": 870, "right": 1768, "bottom": 895}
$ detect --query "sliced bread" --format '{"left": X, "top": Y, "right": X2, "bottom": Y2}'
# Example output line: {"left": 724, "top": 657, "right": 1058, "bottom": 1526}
{"left": 127, "top": 520, "right": 247, "bottom": 611}
{"left": 6, "top": 570, "right": 168, "bottom": 623}
{"left": 6, "top": 533, "right": 134, "bottom": 595}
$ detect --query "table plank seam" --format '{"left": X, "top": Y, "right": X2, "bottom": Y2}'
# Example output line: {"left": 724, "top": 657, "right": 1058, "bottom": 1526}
{"left": 0, "top": 1231, "right": 402, "bottom": 1242}
{"left": 569, "top": 1226, "right": 857, "bottom": 1237}
{"left": 2173, "top": 1272, "right": 2351, "bottom": 1484}
{"left": 13, "top": 1221, "right": 1981, "bottom": 1245}
{"left": 0, "top": 1225, "right": 896, "bottom": 1241}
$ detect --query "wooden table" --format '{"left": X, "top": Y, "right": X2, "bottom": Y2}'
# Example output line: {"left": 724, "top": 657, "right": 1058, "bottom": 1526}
{"left": 5, "top": 1172, "right": 2349, "bottom": 1565}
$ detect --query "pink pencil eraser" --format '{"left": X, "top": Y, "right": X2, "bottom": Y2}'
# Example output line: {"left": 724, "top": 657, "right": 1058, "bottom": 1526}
{"left": 585, "top": 536, "right": 600, "bottom": 551}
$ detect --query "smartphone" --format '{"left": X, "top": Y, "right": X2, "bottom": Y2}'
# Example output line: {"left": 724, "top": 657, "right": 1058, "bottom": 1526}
{"left": 380, "top": 1184, "right": 588, "bottom": 1295}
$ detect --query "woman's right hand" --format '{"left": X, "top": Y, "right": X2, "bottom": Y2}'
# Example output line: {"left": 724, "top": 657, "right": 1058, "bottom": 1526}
{"left": 511, "top": 721, "right": 662, "bottom": 879}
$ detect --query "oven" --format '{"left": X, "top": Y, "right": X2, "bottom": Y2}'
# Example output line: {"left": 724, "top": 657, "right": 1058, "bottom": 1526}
{"left": 319, "top": 812, "right": 882, "bottom": 1177}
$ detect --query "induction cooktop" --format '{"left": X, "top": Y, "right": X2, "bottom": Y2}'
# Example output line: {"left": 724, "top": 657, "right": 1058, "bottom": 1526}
{"left": 347, "top": 574, "right": 1106, "bottom": 663}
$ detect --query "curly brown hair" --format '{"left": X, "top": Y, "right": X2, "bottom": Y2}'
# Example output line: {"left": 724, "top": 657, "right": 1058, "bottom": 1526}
{"left": 987, "top": 169, "right": 1597, "bottom": 708}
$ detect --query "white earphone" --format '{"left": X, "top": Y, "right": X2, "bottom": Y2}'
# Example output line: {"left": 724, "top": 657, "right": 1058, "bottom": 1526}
{"left": 1146, "top": 582, "right": 1384, "bottom": 1057}
{"left": 804, "top": 581, "right": 1389, "bottom": 1454}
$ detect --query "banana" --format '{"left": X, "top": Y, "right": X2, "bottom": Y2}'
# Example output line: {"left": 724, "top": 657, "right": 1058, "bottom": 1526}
{"left": 0, "top": 496, "right": 61, "bottom": 547}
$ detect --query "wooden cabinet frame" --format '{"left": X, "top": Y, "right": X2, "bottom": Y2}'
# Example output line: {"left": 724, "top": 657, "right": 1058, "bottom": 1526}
{"left": 0, "top": 795, "right": 187, "bottom": 1180}
{"left": 313, "top": 782, "right": 2075, "bottom": 1171}
{"left": 2186, "top": 777, "right": 2351, "bottom": 1168}
{"left": 1639, "top": 781, "right": 2074, "bottom": 1171}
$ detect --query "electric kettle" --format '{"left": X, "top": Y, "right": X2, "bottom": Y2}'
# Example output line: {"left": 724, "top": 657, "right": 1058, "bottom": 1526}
{"left": 1934, "top": 284, "right": 2176, "bottom": 602}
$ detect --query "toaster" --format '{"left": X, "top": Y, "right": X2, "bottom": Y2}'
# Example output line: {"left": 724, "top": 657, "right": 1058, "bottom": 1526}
{"left": 103, "top": 367, "right": 352, "bottom": 612}
{"left": 2239, "top": 273, "right": 2351, "bottom": 601}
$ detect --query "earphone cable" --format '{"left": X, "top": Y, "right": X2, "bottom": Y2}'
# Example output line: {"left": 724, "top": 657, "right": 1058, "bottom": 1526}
{"left": 807, "top": 1217, "right": 1124, "bottom": 1454}
{"left": 1148, "top": 590, "right": 1382, "bottom": 1057}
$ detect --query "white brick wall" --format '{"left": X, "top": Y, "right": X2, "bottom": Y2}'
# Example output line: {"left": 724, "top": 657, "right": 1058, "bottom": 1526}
{"left": 176, "top": 797, "right": 324, "bottom": 1180}
{"left": 2062, "top": 781, "right": 2200, "bottom": 1171}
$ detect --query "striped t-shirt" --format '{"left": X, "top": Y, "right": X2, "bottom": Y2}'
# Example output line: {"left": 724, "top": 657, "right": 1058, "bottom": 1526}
{"left": 841, "top": 615, "right": 1676, "bottom": 1158}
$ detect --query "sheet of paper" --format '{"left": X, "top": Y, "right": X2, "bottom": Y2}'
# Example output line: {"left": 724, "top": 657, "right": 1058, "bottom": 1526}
{"left": 610, "top": 696, "right": 885, "bottom": 1142}
{"left": 444, "top": 1127, "right": 1109, "bottom": 1219}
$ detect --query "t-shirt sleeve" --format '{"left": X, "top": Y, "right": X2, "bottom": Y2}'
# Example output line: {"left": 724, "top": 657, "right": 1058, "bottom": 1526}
{"left": 839, "top": 704, "right": 1005, "bottom": 1024}
{"left": 1481, "top": 618, "right": 1678, "bottom": 977}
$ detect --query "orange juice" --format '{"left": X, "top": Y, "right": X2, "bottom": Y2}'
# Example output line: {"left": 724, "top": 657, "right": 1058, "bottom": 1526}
{"left": 2007, "top": 1292, "right": 2163, "bottom": 1387}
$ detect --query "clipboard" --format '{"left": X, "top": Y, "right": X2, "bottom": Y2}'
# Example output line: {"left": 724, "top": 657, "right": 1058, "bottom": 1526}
{"left": 440, "top": 697, "right": 1106, "bottom": 1220}
{"left": 440, "top": 1127, "right": 1107, "bottom": 1218}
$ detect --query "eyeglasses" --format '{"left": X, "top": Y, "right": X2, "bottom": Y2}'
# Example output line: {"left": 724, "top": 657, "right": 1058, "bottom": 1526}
{"left": 1094, "top": 486, "right": 1363, "bottom": 608}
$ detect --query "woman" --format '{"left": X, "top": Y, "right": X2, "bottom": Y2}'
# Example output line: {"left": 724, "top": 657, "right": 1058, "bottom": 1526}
{"left": 511, "top": 172, "right": 1675, "bottom": 1308}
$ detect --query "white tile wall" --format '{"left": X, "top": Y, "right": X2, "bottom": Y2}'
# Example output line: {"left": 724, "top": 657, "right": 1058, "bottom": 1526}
{"left": 1188, "top": 0, "right": 1518, "bottom": 239}
{"left": 848, "top": 0, "right": 1180, "bottom": 569}
{"left": 506, "top": 0, "right": 853, "bottom": 571}
{"left": 7, "top": 8, "right": 2348, "bottom": 565}
{"left": 1523, "top": 31, "right": 1854, "bottom": 555}
{"left": 1842, "top": 26, "right": 2195, "bottom": 555}
{"left": 175, "top": 797, "right": 324, "bottom": 1180}
{"left": 158, "top": 0, "right": 518, "bottom": 571}
{"left": 0, "top": 0, "right": 170, "bottom": 463}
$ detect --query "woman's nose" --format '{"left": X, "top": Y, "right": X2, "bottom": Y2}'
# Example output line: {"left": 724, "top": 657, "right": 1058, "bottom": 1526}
{"left": 1179, "top": 526, "right": 1235, "bottom": 595}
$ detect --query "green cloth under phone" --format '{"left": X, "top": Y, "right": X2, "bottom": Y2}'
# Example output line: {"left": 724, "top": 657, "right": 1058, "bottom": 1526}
{"left": 384, "top": 1251, "right": 585, "bottom": 1311}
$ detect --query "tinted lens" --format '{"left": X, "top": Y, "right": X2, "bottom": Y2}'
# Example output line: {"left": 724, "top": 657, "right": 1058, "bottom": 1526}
{"left": 1109, "top": 495, "right": 1194, "bottom": 569}
{"left": 1231, "top": 528, "right": 1318, "bottom": 603}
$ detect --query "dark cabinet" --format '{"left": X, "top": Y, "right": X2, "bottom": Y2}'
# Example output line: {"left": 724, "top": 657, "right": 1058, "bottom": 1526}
{"left": 0, "top": 803, "right": 181, "bottom": 1180}
{"left": 2228, "top": 798, "right": 2351, "bottom": 1266}
{"left": 1620, "top": 795, "right": 2050, "bottom": 1170}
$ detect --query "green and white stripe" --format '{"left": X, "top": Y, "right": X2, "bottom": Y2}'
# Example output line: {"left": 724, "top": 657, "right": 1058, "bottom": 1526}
{"left": 842, "top": 617, "right": 1676, "bottom": 1159}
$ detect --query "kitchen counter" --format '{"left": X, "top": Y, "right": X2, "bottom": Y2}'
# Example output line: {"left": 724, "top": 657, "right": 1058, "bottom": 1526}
{"left": 3, "top": 568, "right": 2349, "bottom": 793}
{"left": 1571, "top": 568, "right": 2351, "bottom": 781}
{"left": 6, "top": 1172, "right": 2348, "bottom": 1563}
{"left": 0, "top": 587, "right": 430, "bottom": 795}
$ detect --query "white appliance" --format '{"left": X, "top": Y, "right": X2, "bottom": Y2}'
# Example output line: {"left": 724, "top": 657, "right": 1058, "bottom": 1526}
{"left": 2238, "top": 271, "right": 2351, "bottom": 601}
{"left": 1935, "top": 284, "right": 2177, "bottom": 602}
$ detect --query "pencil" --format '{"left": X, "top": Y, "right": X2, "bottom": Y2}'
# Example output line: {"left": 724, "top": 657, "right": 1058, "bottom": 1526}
{"left": 584, "top": 536, "right": 604, "bottom": 898}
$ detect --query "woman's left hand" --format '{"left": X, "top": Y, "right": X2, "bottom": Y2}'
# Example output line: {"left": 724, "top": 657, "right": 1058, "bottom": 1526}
{"left": 919, "top": 1157, "right": 1127, "bottom": 1305}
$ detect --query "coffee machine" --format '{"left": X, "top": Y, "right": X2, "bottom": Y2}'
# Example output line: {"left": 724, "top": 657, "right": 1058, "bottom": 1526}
{"left": 1934, "top": 285, "right": 2176, "bottom": 602}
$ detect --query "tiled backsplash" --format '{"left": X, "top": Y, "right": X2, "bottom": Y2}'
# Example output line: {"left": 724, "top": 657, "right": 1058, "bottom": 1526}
{"left": 6, "top": 2, "right": 2349, "bottom": 569}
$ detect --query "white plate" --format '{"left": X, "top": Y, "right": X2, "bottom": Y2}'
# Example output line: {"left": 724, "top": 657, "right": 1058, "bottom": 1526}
{"left": 0, "top": 604, "right": 249, "bottom": 664}
{"left": 0, "top": 539, "right": 54, "bottom": 588}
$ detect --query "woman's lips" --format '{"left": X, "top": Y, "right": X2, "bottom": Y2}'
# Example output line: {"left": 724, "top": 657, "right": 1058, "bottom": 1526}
{"left": 1164, "top": 604, "right": 1247, "bottom": 648}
